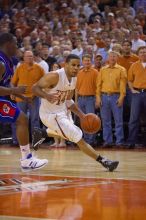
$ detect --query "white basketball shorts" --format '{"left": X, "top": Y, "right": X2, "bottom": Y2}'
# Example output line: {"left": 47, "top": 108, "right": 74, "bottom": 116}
{"left": 40, "top": 109, "right": 82, "bottom": 143}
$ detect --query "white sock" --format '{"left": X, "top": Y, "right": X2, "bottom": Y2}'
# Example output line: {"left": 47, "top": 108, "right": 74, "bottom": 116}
{"left": 20, "top": 144, "right": 31, "bottom": 160}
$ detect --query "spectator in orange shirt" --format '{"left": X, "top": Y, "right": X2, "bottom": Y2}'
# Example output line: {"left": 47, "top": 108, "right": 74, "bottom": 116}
{"left": 96, "top": 51, "right": 127, "bottom": 146}
{"left": 11, "top": 50, "right": 45, "bottom": 137}
{"left": 118, "top": 40, "right": 138, "bottom": 69}
{"left": 118, "top": 40, "right": 139, "bottom": 139}
{"left": 76, "top": 54, "right": 98, "bottom": 146}
{"left": 127, "top": 46, "right": 146, "bottom": 147}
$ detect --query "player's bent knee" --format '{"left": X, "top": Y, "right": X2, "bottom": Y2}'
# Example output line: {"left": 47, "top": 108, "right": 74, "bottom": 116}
{"left": 68, "top": 126, "right": 83, "bottom": 143}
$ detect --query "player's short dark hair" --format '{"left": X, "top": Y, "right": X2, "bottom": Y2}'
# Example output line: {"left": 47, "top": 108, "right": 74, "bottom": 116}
{"left": 66, "top": 54, "right": 80, "bottom": 63}
{"left": 0, "top": 33, "right": 15, "bottom": 47}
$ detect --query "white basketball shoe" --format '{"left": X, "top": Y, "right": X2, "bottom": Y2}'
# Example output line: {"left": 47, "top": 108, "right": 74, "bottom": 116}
{"left": 21, "top": 153, "right": 48, "bottom": 172}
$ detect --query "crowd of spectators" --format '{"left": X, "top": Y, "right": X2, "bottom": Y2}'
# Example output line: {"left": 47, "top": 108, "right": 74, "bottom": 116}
{"left": 0, "top": 0, "right": 146, "bottom": 147}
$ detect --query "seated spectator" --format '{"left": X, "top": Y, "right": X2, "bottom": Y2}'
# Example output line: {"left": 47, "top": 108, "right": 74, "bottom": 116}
{"left": 33, "top": 50, "right": 49, "bottom": 74}
{"left": 71, "top": 39, "right": 83, "bottom": 61}
{"left": 40, "top": 44, "right": 57, "bottom": 70}
{"left": 131, "top": 30, "right": 146, "bottom": 53}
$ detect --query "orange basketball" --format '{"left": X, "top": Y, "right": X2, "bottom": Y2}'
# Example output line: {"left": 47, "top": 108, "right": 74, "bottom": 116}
{"left": 80, "top": 113, "right": 101, "bottom": 134}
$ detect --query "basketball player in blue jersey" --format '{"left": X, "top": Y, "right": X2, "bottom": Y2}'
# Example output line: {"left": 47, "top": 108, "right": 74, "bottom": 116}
{"left": 0, "top": 33, "right": 48, "bottom": 171}
{"left": 32, "top": 54, "right": 119, "bottom": 172}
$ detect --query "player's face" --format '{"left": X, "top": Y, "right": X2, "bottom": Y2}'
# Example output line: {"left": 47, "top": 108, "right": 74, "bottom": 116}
{"left": 67, "top": 59, "right": 80, "bottom": 77}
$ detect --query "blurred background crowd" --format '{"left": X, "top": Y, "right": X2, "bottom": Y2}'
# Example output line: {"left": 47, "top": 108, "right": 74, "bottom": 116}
{"left": 0, "top": 0, "right": 146, "bottom": 148}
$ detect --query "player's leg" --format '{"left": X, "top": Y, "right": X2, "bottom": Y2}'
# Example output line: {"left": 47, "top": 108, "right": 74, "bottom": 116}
{"left": 15, "top": 111, "right": 29, "bottom": 145}
{"left": 0, "top": 99, "right": 48, "bottom": 171}
{"left": 16, "top": 112, "right": 48, "bottom": 171}
{"left": 32, "top": 111, "right": 66, "bottom": 149}
{"left": 55, "top": 114, "right": 119, "bottom": 172}
{"left": 32, "top": 111, "right": 119, "bottom": 171}
{"left": 77, "top": 138, "right": 119, "bottom": 172}
{"left": 11, "top": 101, "right": 28, "bottom": 146}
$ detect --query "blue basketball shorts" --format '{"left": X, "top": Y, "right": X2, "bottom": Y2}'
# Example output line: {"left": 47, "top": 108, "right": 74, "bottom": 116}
{"left": 0, "top": 98, "right": 20, "bottom": 123}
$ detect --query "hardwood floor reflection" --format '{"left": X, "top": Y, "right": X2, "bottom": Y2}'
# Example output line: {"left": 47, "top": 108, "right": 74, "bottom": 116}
{"left": 0, "top": 145, "right": 146, "bottom": 220}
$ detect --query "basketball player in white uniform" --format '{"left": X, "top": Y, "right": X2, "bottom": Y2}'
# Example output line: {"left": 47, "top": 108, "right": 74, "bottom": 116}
{"left": 32, "top": 54, "right": 119, "bottom": 172}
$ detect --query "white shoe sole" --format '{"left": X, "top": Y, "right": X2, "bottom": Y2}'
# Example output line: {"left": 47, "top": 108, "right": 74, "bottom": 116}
{"left": 21, "top": 161, "right": 48, "bottom": 172}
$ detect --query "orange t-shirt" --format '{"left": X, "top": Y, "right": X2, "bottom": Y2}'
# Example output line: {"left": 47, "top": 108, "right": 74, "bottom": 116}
{"left": 117, "top": 54, "right": 139, "bottom": 71}
{"left": 11, "top": 63, "right": 45, "bottom": 102}
{"left": 76, "top": 67, "right": 98, "bottom": 96}
{"left": 128, "top": 61, "right": 146, "bottom": 89}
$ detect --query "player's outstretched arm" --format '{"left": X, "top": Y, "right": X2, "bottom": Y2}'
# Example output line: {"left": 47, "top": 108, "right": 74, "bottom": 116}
{"left": 0, "top": 86, "right": 26, "bottom": 96}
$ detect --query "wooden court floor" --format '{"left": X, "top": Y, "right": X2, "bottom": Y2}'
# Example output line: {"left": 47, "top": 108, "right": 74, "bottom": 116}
{"left": 0, "top": 145, "right": 146, "bottom": 220}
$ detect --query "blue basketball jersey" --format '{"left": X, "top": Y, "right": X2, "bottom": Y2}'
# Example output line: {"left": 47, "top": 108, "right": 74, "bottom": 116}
{"left": 0, "top": 51, "right": 20, "bottom": 123}
{"left": 0, "top": 51, "right": 14, "bottom": 88}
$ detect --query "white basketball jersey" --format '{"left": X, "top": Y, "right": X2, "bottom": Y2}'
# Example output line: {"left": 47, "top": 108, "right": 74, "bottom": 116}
{"left": 40, "top": 68, "right": 76, "bottom": 113}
